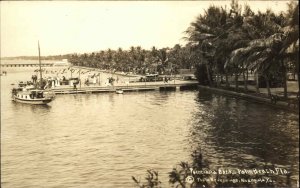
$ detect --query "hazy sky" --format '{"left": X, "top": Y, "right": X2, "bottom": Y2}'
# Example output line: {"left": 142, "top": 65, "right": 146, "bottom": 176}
{"left": 0, "top": 1, "right": 294, "bottom": 57}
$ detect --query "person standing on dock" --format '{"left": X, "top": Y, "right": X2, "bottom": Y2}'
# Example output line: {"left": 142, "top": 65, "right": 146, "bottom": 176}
{"left": 32, "top": 75, "right": 37, "bottom": 84}
{"left": 73, "top": 82, "right": 77, "bottom": 90}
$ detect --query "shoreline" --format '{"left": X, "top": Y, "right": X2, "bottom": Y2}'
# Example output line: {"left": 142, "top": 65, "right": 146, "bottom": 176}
{"left": 3, "top": 64, "right": 298, "bottom": 113}
{"left": 198, "top": 85, "right": 299, "bottom": 113}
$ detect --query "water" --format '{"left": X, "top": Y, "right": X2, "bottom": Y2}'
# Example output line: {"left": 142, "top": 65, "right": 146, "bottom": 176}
{"left": 1, "top": 68, "right": 299, "bottom": 187}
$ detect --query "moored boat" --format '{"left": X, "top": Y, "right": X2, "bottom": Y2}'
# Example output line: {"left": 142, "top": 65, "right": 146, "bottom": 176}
{"left": 11, "top": 41, "right": 55, "bottom": 105}
{"left": 12, "top": 88, "right": 55, "bottom": 104}
{"left": 116, "top": 89, "right": 123, "bottom": 94}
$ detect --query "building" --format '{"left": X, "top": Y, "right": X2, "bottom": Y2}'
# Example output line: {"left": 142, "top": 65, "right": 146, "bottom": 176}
{"left": 53, "top": 59, "right": 70, "bottom": 67}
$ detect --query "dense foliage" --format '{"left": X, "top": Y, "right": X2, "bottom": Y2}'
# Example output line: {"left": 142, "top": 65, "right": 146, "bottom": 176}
{"left": 64, "top": 0, "right": 298, "bottom": 98}
{"left": 186, "top": 0, "right": 298, "bottom": 97}
{"left": 67, "top": 45, "right": 196, "bottom": 75}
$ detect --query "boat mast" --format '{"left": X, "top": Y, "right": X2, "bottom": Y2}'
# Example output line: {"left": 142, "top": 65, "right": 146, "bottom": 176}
{"left": 38, "top": 41, "right": 43, "bottom": 87}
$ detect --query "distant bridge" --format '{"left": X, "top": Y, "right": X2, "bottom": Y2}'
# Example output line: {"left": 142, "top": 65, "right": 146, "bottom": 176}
{"left": 1, "top": 63, "right": 53, "bottom": 67}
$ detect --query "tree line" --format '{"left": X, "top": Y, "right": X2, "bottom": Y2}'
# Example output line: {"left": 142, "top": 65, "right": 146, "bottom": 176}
{"left": 67, "top": 0, "right": 298, "bottom": 98}
{"left": 68, "top": 45, "right": 195, "bottom": 75}
{"left": 186, "top": 0, "right": 298, "bottom": 98}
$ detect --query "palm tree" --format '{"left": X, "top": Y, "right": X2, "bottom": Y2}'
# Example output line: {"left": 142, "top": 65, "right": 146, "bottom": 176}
{"left": 226, "top": 6, "right": 289, "bottom": 96}
{"left": 217, "top": 2, "right": 251, "bottom": 90}
{"left": 149, "top": 46, "right": 159, "bottom": 74}
{"left": 228, "top": 32, "right": 286, "bottom": 96}
{"left": 281, "top": 3, "right": 299, "bottom": 91}
{"left": 135, "top": 46, "right": 146, "bottom": 73}
{"left": 185, "top": 6, "right": 220, "bottom": 86}
{"left": 185, "top": 1, "right": 242, "bottom": 87}
{"left": 69, "top": 53, "right": 79, "bottom": 66}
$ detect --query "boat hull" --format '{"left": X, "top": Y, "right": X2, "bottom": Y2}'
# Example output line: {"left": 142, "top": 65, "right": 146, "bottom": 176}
{"left": 12, "top": 96, "right": 53, "bottom": 105}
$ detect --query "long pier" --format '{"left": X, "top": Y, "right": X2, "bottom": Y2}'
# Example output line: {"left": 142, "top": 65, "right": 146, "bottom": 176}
{"left": 50, "top": 81, "right": 199, "bottom": 94}
{"left": 1, "top": 63, "right": 53, "bottom": 67}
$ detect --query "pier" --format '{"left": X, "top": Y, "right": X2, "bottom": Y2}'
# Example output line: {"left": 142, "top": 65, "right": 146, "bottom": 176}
{"left": 50, "top": 81, "right": 199, "bottom": 94}
{"left": 1, "top": 63, "right": 53, "bottom": 67}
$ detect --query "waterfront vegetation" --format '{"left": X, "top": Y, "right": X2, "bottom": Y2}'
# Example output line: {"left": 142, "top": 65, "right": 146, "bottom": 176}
{"left": 67, "top": 1, "right": 297, "bottom": 99}
{"left": 186, "top": 0, "right": 299, "bottom": 99}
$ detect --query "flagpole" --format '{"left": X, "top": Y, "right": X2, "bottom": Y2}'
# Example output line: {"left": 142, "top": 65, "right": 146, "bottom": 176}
{"left": 79, "top": 68, "right": 81, "bottom": 88}
{"left": 38, "top": 41, "right": 43, "bottom": 88}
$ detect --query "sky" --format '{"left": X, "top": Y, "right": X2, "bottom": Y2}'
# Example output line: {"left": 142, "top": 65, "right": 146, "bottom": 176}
{"left": 0, "top": 1, "right": 295, "bottom": 57}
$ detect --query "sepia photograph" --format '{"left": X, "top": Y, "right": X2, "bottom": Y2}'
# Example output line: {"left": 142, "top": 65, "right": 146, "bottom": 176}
{"left": 0, "top": 1, "right": 299, "bottom": 187}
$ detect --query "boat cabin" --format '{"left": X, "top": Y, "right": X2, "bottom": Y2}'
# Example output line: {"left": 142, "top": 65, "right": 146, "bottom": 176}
{"left": 139, "top": 74, "right": 161, "bottom": 82}
{"left": 29, "top": 90, "right": 44, "bottom": 99}
{"left": 12, "top": 89, "right": 45, "bottom": 99}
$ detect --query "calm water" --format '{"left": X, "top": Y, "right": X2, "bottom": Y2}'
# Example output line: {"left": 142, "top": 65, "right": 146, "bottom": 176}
{"left": 1, "top": 68, "right": 299, "bottom": 187}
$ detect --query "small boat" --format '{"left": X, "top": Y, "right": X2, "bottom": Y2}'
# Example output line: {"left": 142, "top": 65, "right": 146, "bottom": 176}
{"left": 11, "top": 41, "right": 55, "bottom": 105}
{"left": 12, "top": 87, "right": 55, "bottom": 105}
{"left": 116, "top": 89, "right": 123, "bottom": 94}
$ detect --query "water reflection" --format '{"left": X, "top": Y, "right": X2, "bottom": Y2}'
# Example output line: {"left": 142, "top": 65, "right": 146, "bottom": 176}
{"left": 189, "top": 90, "right": 299, "bottom": 184}
{"left": 108, "top": 93, "right": 115, "bottom": 106}
{"left": 11, "top": 102, "right": 52, "bottom": 112}
{"left": 149, "top": 91, "right": 171, "bottom": 106}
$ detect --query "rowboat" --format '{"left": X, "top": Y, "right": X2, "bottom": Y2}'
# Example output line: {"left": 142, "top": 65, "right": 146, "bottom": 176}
{"left": 116, "top": 89, "right": 124, "bottom": 94}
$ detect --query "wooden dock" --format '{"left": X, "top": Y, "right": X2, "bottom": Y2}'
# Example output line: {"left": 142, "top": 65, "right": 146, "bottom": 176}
{"left": 50, "top": 81, "right": 199, "bottom": 94}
